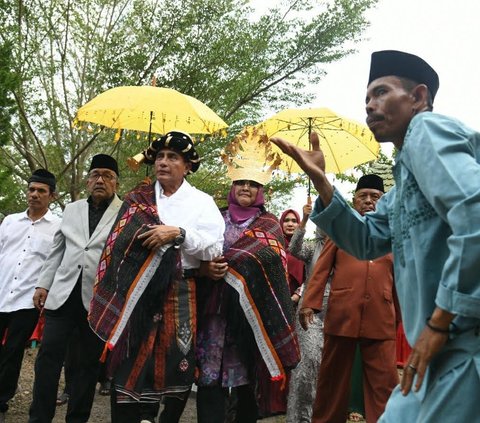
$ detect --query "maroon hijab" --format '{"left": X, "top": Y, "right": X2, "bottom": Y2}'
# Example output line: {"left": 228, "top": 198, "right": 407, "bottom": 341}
{"left": 280, "top": 209, "right": 305, "bottom": 294}
{"left": 227, "top": 184, "right": 265, "bottom": 224}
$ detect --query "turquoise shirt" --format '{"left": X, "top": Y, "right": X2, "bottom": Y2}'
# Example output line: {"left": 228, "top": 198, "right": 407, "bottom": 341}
{"left": 311, "top": 112, "right": 480, "bottom": 346}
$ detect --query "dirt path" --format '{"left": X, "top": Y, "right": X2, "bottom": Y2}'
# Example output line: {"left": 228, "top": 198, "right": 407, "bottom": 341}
{"left": 8, "top": 348, "right": 290, "bottom": 423}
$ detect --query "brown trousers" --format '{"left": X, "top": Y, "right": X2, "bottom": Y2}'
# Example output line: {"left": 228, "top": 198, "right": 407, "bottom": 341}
{"left": 312, "top": 334, "right": 398, "bottom": 423}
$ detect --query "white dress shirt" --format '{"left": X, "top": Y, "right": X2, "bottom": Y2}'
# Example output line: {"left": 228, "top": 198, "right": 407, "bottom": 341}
{"left": 0, "top": 209, "right": 61, "bottom": 312}
{"left": 155, "top": 180, "right": 225, "bottom": 269}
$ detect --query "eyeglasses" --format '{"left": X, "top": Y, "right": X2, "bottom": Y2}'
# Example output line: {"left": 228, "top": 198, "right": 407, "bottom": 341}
{"left": 354, "top": 191, "right": 382, "bottom": 202}
{"left": 233, "top": 180, "right": 262, "bottom": 188}
{"left": 88, "top": 171, "right": 117, "bottom": 182}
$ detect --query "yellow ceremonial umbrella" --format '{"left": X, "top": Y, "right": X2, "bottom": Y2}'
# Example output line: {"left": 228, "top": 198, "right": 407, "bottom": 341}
{"left": 259, "top": 107, "right": 379, "bottom": 174}
{"left": 74, "top": 86, "right": 228, "bottom": 138}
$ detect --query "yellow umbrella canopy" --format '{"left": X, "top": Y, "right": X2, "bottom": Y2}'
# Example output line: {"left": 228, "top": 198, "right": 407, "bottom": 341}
{"left": 259, "top": 107, "right": 379, "bottom": 174}
{"left": 74, "top": 86, "right": 228, "bottom": 136}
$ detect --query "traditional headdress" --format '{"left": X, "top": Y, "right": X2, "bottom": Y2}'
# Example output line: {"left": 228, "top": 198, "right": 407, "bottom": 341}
{"left": 222, "top": 126, "right": 281, "bottom": 185}
{"left": 368, "top": 50, "right": 439, "bottom": 100}
{"left": 128, "top": 130, "right": 200, "bottom": 174}
{"left": 89, "top": 154, "right": 119, "bottom": 176}
{"left": 28, "top": 169, "right": 57, "bottom": 192}
{"left": 355, "top": 174, "right": 384, "bottom": 193}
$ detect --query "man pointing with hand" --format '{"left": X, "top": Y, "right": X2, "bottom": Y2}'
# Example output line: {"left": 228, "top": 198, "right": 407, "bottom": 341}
{"left": 271, "top": 50, "right": 480, "bottom": 422}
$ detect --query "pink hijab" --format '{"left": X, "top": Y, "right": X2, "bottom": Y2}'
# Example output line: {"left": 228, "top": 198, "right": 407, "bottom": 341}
{"left": 280, "top": 209, "right": 305, "bottom": 294}
{"left": 227, "top": 184, "right": 265, "bottom": 224}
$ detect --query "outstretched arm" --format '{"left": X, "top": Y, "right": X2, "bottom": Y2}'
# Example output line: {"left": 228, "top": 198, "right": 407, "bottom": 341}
{"left": 270, "top": 132, "right": 334, "bottom": 207}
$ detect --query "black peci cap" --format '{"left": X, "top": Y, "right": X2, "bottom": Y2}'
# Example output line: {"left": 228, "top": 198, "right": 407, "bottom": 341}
{"left": 368, "top": 50, "right": 439, "bottom": 100}
{"left": 89, "top": 154, "right": 119, "bottom": 176}
{"left": 355, "top": 174, "right": 384, "bottom": 193}
{"left": 28, "top": 169, "right": 57, "bottom": 192}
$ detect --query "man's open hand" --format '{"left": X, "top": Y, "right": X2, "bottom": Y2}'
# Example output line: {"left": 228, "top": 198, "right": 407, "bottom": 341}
{"left": 271, "top": 132, "right": 334, "bottom": 206}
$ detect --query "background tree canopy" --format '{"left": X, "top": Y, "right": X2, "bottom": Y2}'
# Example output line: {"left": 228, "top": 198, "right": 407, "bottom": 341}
{"left": 0, "top": 0, "right": 378, "bottom": 214}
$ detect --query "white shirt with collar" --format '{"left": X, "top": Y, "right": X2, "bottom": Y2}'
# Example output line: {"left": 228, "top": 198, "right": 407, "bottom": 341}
{"left": 155, "top": 179, "right": 225, "bottom": 269}
{"left": 0, "top": 209, "right": 61, "bottom": 312}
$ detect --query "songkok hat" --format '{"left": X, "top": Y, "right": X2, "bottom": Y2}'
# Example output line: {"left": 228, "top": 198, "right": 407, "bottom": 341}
{"left": 144, "top": 130, "right": 200, "bottom": 173}
{"left": 89, "top": 154, "right": 119, "bottom": 176}
{"left": 222, "top": 126, "right": 281, "bottom": 186}
{"left": 355, "top": 174, "right": 384, "bottom": 193}
{"left": 28, "top": 169, "right": 56, "bottom": 192}
{"left": 368, "top": 50, "right": 439, "bottom": 100}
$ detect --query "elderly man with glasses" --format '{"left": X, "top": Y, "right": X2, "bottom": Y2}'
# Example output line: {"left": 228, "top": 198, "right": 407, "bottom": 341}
{"left": 29, "top": 154, "right": 123, "bottom": 423}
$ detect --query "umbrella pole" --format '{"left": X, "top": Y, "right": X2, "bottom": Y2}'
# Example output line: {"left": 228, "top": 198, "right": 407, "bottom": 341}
{"left": 146, "top": 111, "right": 154, "bottom": 177}
{"left": 148, "top": 111, "right": 154, "bottom": 146}
{"left": 307, "top": 117, "right": 312, "bottom": 196}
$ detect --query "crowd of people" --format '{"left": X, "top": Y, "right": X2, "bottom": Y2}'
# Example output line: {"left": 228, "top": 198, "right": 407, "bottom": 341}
{"left": 0, "top": 48, "right": 479, "bottom": 423}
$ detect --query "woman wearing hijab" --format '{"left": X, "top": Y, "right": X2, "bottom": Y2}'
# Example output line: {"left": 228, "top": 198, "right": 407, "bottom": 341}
{"left": 284, "top": 201, "right": 328, "bottom": 423}
{"left": 194, "top": 134, "right": 300, "bottom": 423}
{"left": 279, "top": 209, "right": 305, "bottom": 297}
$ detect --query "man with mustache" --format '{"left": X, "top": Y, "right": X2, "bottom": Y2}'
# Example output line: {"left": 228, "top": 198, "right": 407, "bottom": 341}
{"left": 271, "top": 50, "right": 480, "bottom": 422}
{"left": 300, "top": 174, "right": 399, "bottom": 423}
{"left": 29, "top": 154, "right": 122, "bottom": 423}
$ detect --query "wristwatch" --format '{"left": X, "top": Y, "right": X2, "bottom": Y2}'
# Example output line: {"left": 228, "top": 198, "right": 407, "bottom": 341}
{"left": 174, "top": 227, "right": 186, "bottom": 247}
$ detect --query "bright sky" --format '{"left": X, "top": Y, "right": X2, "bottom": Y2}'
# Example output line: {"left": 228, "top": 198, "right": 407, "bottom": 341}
{"left": 260, "top": 0, "right": 480, "bottom": 233}
{"left": 310, "top": 0, "right": 480, "bottom": 129}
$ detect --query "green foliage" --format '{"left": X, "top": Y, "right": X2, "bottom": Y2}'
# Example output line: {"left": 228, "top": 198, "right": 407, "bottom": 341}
{"left": 0, "top": 167, "right": 25, "bottom": 215}
{"left": 0, "top": 0, "right": 377, "bottom": 213}
{"left": 0, "top": 41, "right": 17, "bottom": 147}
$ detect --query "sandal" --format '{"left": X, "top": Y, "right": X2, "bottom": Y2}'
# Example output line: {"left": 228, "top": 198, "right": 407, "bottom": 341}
{"left": 348, "top": 412, "right": 364, "bottom": 422}
{"left": 98, "top": 380, "right": 111, "bottom": 396}
{"left": 56, "top": 392, "right": 69, "bottom": 406}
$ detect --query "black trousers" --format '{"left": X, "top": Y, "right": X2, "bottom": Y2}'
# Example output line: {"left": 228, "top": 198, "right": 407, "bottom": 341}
{"left": 230, "top": 385, "right": 258, "bottom": 423}
{"left": 62, "top": 331, "right": 79, "bottom": 397}
{"left": 158, "top": 394, "right": 190, "bottom": 423}
{"left": 0, "top": 308, "right": 39, "bottom": 412}
{"left": 209, "top": 385, "right": 258, "bottom": 423}
{"left": 62, "top": 330, "right": 109, "bottom": 397}
{"left": 110, "top": 387, "right": 160, "bottom": 423}
{"left": 160, "top": 385, "right": 258, "bottom": 423}
{"left": 197, "top": 386, "right": 228, "bottom": 423}
{"left": 28, "top": 282, "right": 105, "bottom": 423}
